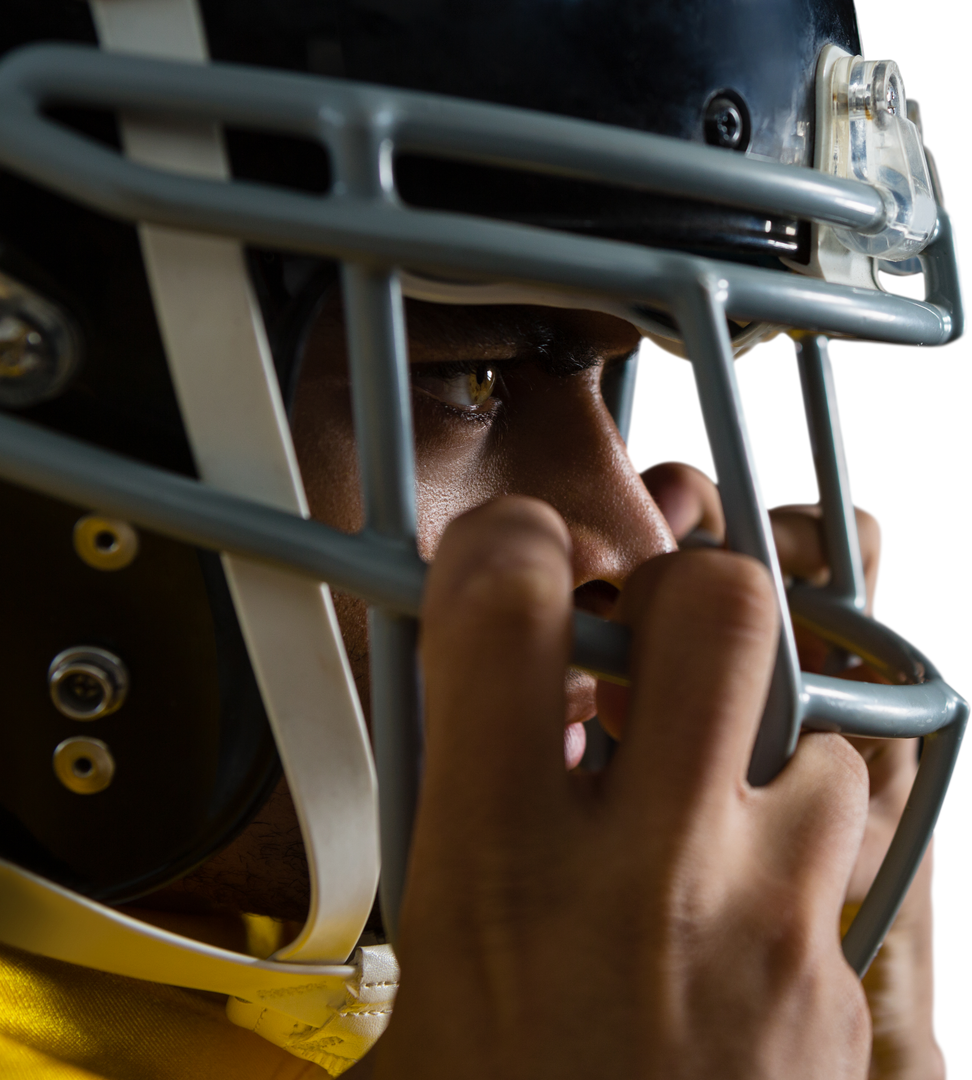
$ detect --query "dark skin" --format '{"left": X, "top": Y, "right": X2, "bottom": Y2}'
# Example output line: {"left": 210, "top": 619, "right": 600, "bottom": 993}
{"left": 137, "top": 298, "right": 940, "bottom": 1078}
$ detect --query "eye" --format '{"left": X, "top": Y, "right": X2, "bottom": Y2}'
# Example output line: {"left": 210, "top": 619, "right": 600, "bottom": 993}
{"left": 412, "top": 363, "right": 499, "bottom": 411}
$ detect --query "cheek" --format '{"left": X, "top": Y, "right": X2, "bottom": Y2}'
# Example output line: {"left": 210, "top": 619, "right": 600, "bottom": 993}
{"left": 292, "top": 380, "right": 364, "bottom": 535}
{"left": 292, "top": 383, "right": 502, "bottom": 729}
{"left": 412, "top": 398, "right": 503, "bottom": 563}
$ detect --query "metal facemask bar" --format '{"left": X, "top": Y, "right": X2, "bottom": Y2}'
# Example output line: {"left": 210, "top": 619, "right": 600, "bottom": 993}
{"left": 0, "top": 33, "right": 964, "bottom": 990}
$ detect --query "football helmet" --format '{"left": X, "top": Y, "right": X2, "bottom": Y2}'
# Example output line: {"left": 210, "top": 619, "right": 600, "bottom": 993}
{"left": 0, "top": 0, "right": 964, "bottom": 1071}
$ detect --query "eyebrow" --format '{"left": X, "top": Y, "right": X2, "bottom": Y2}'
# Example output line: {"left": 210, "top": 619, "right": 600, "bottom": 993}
{"left": 403, "top": 302, "right": 638, "bottom": 375}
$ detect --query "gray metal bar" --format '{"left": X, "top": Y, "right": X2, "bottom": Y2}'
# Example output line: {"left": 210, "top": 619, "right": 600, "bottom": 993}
{"left": 330, "top": 79, "right": 423, "bottom": 946}
{"left": 573, "top": 610, "right": 632, "bottom": 684}
{"left": 0, "top": 145, "right": 949, "bottom": 345}
{"left": 601, "top": 352, "right": 639, "bottom": 443}
{"left": 842, "top": 713, "right": 966, "bottom": 976}
{"left": 677, "top": 275, "right": 803, "bottom": 785}
{"left": 795, "top": 335, "right": 867, "bottom": 610}
{"left": 922, "top": 210, "right": 964, "bottom": 343}
{"left": 802, "top": 674, "right": 962, "bottom": 738}
{"left": 0, "top": 140, "right": 947, "bottom": 347}
{"left": 394, "top": 114, "right": 887, "bottom": 235}
{"left": 788, "top": 585, "right": 928, "bottom": 685}
{"left": 340, "top": 256, "right": 421, "bottom": 943}
{"left": 0, "top": 49, "right": 957, "bottom": 347}
{"left": 341, "top": 267, "right": 417, "bottom": 541}
{"left": 0, "top": 43, "right": 888, "bottom": 231}
{"left": 788, "top": 317, "right": 968, "bottom": 974}
{"left": 366, "top": 610, "right": 422, "bottom": 945}
{"left": 0, "top": 410, "right": 636, "bottom": 685}
{"left": 5, "top": 412, "right": 963, "bottom": 743}
{"left": 719, "top": 265, "right": 951, "bottom": 345}
{"left": 0, "top": 410, "right": 426, "bottom": 610}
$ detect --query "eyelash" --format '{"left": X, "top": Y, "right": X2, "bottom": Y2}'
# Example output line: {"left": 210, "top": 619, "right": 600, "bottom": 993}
{"left": 411, "top": 360, "right": 509, "bottom": 421}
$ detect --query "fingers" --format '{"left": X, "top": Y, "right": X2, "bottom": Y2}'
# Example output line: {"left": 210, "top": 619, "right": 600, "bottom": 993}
{"left": 607, "top": 549, "right": 780, "bottom": 826}
{"left": 770, "top": 504, "right": 881, "bottom": 606}
{"left": 770, "top": 507, "right": 830, "bottom": 585}
{"left": 419, "top": 496, "right": 574, "bottom": 832}
{"left": 594, "top": 678, "right": 629, "bottom": 742}
{"left": 642, "top": 462, "right": 725, "bottom": 542}
{"left": 857, "top": 509, "right": 881, "bottom": 602}
{"left": 640, "top": 464, "right": 881, "bottom": 609}
{"left": 845, "top": 736, "right": 919, "bottom": 900}
{"left": 761, "top": 733, "right": 869, "bottom": 902}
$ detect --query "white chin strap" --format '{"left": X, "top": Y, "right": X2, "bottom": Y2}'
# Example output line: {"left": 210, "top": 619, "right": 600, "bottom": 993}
{"left": 0, "top": 0, "right": 392, "bottom": 1074}
{"left": 88, "top": 0, "right": 380, "bottom": 969}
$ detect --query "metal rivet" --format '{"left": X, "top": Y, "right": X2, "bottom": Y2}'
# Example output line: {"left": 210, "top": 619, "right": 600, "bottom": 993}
{"left": 73, "top": 515, "right": 139, "bottom": 571}
{"left": 704, "top": 93, "right": 749, "bottom": 152}
{"left": 48, "top": 647, "right": 129, "bottom": 721}
{"left": 53, "top": 736, "right": 115, "bottom": 794}
{"left": 0, "top": 272, "right": 82, "bottom": 410}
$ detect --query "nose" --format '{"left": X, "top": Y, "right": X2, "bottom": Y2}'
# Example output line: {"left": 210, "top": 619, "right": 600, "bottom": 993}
{"left": 499, "top": 366, "right": 675, "bottom": 604}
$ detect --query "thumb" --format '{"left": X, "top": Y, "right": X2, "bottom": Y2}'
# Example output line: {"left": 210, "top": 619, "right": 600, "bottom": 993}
{"left": 642, "top": 462, "right": 725, "bottom": 542}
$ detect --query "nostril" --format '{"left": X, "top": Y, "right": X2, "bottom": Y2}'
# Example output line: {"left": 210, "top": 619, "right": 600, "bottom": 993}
{"left": 573, "top": 579, "right": 620, "bottom": 619}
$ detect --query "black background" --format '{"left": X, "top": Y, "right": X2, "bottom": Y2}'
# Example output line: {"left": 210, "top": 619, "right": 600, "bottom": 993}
{"left": 630, "top": 12, "right": 963, "bottom": 1067}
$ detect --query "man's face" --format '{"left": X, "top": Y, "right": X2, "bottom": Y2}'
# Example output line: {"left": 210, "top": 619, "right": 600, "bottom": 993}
{"left": 152, "top": 295, "right": 679, "bottom": 924}
{"left": 291, "top": 295, "right": 676, "bottom": 767}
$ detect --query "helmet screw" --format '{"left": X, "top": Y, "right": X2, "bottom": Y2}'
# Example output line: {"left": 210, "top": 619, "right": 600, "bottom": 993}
{"left": 0, "top": 273, "right": 82, "bottom": 410}
{"left": 872, "top": 61, "right": 902, "bottom": 124}
{"left": 48, "top": 647, "right": 130, "bottom": 721}
{"left": 704, "top": 94, "right": 749, "bottom": 151}
{"left": 52, "top": 736, "right": 115, "bottom": 795}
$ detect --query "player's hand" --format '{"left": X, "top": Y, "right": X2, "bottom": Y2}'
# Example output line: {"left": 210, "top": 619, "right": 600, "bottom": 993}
{"left": 643, "top": 462, "right": 943, "bottom": 1080}
{"left": 363, "top": 495, "right": 870, "bottom": 1080}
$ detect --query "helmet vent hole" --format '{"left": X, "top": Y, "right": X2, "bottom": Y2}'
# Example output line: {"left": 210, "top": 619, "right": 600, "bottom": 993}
{"left": 52, "top": 736, "right": 116, "bottom": 795}
{"left": 94, "top": 529, "right": 119, "bottom": 553}
{"left": 73, "top": 515, "right": 139, "bottom": 571}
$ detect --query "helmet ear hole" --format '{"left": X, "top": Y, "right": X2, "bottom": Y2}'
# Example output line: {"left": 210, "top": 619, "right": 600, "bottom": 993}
{"left": 703, "top": 89, "right": 752, "bottom": 153}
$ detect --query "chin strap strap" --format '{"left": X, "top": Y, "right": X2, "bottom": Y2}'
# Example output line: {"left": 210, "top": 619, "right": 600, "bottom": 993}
{"left": 87, "top": 0, "right": 380, "bottom": 964}
{"left": 226, "top": 944, "right": 399, "bottom": 1076}
{"left": 0, "top": 858, "right": 397, "bottom": 1073}
{"left": 0, "top": 0, "right": 394, "bottom": 1068}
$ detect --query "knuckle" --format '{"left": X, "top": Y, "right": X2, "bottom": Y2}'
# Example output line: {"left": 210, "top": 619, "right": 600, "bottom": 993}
{"left": 814, "top": 733, "right": 870, "bottom": 799}
{"left": 759, "top": 889, "right": 820, "bottom": 981}
{"left": 791, "top": 734, "right": 869, "bottom": 842}
{"left": 643, "top": 462, "right": 723, "bottom": 517}
{"left": 677, "top": 551, "right": 779, "bottom": 639}
{"left": 646, "top": 461, "right": 705, "bottom": 483}
{"left": 460, "top": 555, "right": 568, "bottom": 623}
{"left": 769, "top": 508, "right": 829, "bottom": 582}
{"left": 768, "top": 932, "right": 818, "bottom": 993}
{"left": 426, "top": 496, "right": 572, "bottom": 630}
{"left": 767, "top": 941, "right": 870, "bottom": 1058}
{"left": 624, "top": 550, "right": 780, "bottom": 661}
